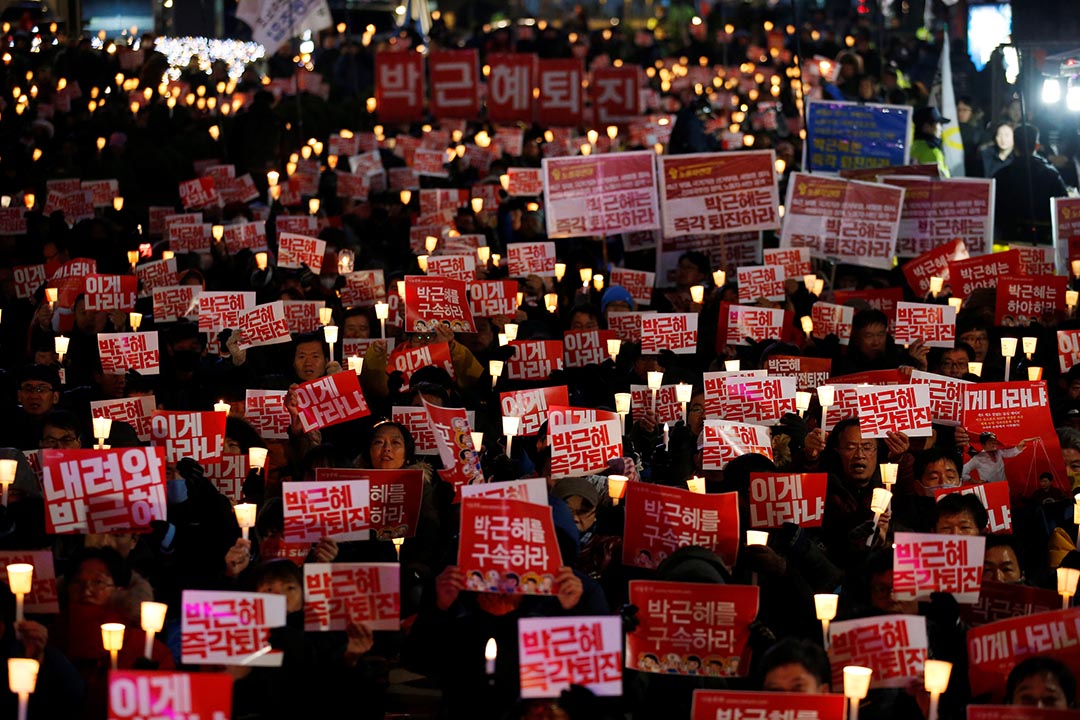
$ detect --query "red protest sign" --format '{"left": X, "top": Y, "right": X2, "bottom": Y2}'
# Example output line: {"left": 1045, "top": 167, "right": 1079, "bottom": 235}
{"left": 461, "top": 478, "right": 548, "bottom": 505}
{"left": 97, "top": 331, "right": 160, "bottom": 375}
{"left": 49, "top": 258, "right": 97, "bottom": 308}
{"left": 41, "top": 447, "right": 167, "bottom": 534}
{"left": 691, "top": 691, "right": 845, "bottom": 719}
{"left": 181, "top": 590, "right": 285, "bottom": 667}
{"left": 245, "top": 390, "right": 290, "bottom": 440}
{"left": 404, "top": 276, "right": 475, "bottom": 333}
{"left": 153, "top": 285, "right": 200, "bottom": 322}
{"left": 150, "top": 411, "right": 226, "bottom": 464}
{"left": 0, "top": 550, "right": 59, "bottom": 614}
{"left": 468, "top": 280, "right": 517, "bottom": 318}
{"left": 389, "top": 342, "right": 456, "bottom": 391}
{"left": 550, "top": 417, "right": 623, "bottom": 479}
{"left": 457, "top": 498, "right": 563, "bottom": 592}
{"left": 392, "top": 405, "right": 460, "bottom": 455}
{"left": 91, "top": 396, "right": 156, "bottom": 443}
{"left": 718, "top": 376, "right": 797, "bottom": 426}
{"left": 278, "top": 233, "right": 326, "bottom": 273}
{"left": 45, "top": 189, "right": 94, "bottom": 223}
{"left": 519, "top": 616, "right": 623, "bottom": 699}
{"left": 238, "top": 301, "right": 291, "bottom": 349}
{"left": 178, "top": 177, "right": 219, "bottom": 210}
{"left": 13, "top": 264, "right": 46, "bottom": 299}
{"left": 894, "top": 301, "right": 956, "bottom": 348}
{"left": 995, "top": 274, "right": 1069, "bottom": 326}
{"left": 198, "top": 291, "right": 254, "bottom": 333}
{"left": 505, "top": 340, "right": 563, "bottom": 381}
{"left": 935, "top": 481, "right": 1011, "bottom": 534}
{"left": 968, "top": 608, "right": 1080, "bottom": 700}
{"left": 627, "top": 581, "right": 759, "bottom": 676}
{"left": 718, "top": 303, "right": 790, "bottom": 348}
{"left": 108, "top": 671, "right": 232, "bottom": 720}
{"left": 764, "top": 355, "right": 832, "bottom": 392}
{"left": 487, "top": 53, "right": 536, "bottom": 123}
{"left": 275, "top": 214, "right": 318, "bottom": 236}
{"left": 340, "top": 270, "right": 386, "bottom": 307}
{"left": 537, "top": 59, "right": 584, "bottom": 127}
{"left": 607, "top": 312, "right": 642, "bottom": 343}
{"left": 294, "top": 371, "right": 371, "bottom": 432}
{"left": 83, "top": 274, "right": 137, "bottom": 312}
{"left": 424, "top": 401, "right": 483, "bottom": 495}
{"left": 501, "top": 386, "right": 569, "bottom": 436}
{"left": 748, "top": 473, "right": 827, "bottom": 528}
{"left": 1059, "top": 329, "right": 1080, "bottom": 372}
{"left": 623, "top": 483, "right": 740, "bottom": 570}
{"left": 763, "top": 247, "right": 812, "bottom": 281}
{"left": 543, "top": 152, "right": 660, "bottom": 238}
{"left": 901, "top": 238, "right": 969, "bottom": 297}
{"left": 659, "top": 151, "right": 780, "bottom": 237}
{"left": 428, "top": 49, "right": 479, "bottom": 118}
{"left": 592, "top": 65, "right": 641, "bottom": 124}
{"left": 375, "top": 52, "right": 424, "bottom": 123}
{"left": 0, "top": 207, "right": 27, "bottom": 236}
{"left": 641, "top": 312, "right": 698, "bottom": 354}
{"left": 563, "top": 329, "right": 617, "bottom": 367}
{"left": 893, "top": 532, "right": 985, "bottom": 603}
{"left": 283, "top": 479, "right": 370, "bottom": 543}
{"left": 315, "top": 467, "right": 424, "bottom": 539}
{"left": 631, "top": 384, "right": 682, "bottom": 425}
{"left": 736, "top": 265, "right": 785, "bottom": 303}
{"left": 412, "top": 148, "right": 449, "bottom": 178}
{"left": 958, "top": 581, "right": 1060, "bottom": 628}
{"left": 507, "top": 242, "right": 556, "bottom": 277}
{"left": 856, "top": 384, "right": 933, "bottom": 438}
{"left": 886, "top": 176, "right": 994, "bottom": 257}
{"left": 205, "top": 454, "right": 248, "bottom": 504}
{"left": 135, "top": 258, "right": 177, "bottom": 297}
{"left": 780, "top": 173, "right": 903, "bottom": 270}
{"left": 303, "top": 563, "right": 399, "bottom": 632}
{"left": 507, "top": 167, "right": 544, "bottom": 196}
{"left": 702, "top": 420, "right": 773, "bottom": 470}
{"left": 949, "top": 249, "right": 1023, "bottom": 300}
{"left": 609, "top": 268, "right": 655, "bottom": 308}
{"left": 828, "top": 614, "right": 927, "bottom": 689}
{"left": 961, "top": 381, "right": 1067, "bottom": 496}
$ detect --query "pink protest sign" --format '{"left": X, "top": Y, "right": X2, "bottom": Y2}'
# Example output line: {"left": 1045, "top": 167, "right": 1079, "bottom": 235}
{"left": 893, "top": 532, "right": 985, "bottom": 603}
{"left": 98, "top": 332, "right": 160, "bottom": 375}
{"left": 518, "top": 616, "right": 623, "bottom": 698}
{"left": 283, "top": 479, "right": 371, "bottom": 543}
{"left": 828, "top": 614, "right": 927, "bottom": 689}
{"left": 181, "top": 590, "right": 285, "bottom": 667}
{"left": 303, "top": 563, "right": 399, "bottom": 631}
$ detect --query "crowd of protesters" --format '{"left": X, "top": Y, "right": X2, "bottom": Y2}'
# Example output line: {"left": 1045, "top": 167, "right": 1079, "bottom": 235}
{"left": 0, "top": 2, "right": 1078, "bottom": 719}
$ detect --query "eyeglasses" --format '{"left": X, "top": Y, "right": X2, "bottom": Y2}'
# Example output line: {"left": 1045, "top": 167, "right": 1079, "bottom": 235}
{"left": 20, "top": 384, "right": 54, "bottom": 394}
{"left": 70, "top": 577, "right": 115, "bottom": 592}
{"left": 41, "top": 434, "right": 80, "bottom": 448}
{"left": 840, "top": 442, "right": 878, "bottom": 455}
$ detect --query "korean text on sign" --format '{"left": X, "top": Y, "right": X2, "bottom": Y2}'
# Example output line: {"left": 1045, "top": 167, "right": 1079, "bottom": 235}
{"left": 457, "top": 497, "right": 562, "bottom": 594}
{"left": 828, "top": 614, "right": 927, "bottom": 689}
{"left": 181, "top": 590, "right": 286, "bottom": 667}
{"left": 893, "top": 532, "right": 985, "bottom": 603}
{"left": 303, "top": 562, "right": 399, "bottom": 632}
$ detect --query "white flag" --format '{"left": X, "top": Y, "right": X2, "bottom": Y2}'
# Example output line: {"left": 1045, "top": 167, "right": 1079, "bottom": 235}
{"left": 936, "top": 32, "right": 965, "bottom": 177}
{"left": 236, "top": 0, "right": 333, "bottom": 52}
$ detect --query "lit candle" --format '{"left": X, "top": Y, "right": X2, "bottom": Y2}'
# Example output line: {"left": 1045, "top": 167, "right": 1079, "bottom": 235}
{"left": 470, "top": 197, "right": 483, "bottom": 214}
{"left": 255, "top": 251, "right": 268, "bottom": 270}
{"left": 1028, "top": 367, "right": 1043, "bottom": 381}
{"left": 689, "top": 284, "right": 704, "bottom": 304}
{"left": 803, "top": 273, "right": 817, "bottom": 290}
{"left": 214, "top": 399, "right": 230, "bottom": 415}
{"left": 324, "top": 324, "right": 338, "bottom": 362}
{"left": 647, "top": 371, "right": 664, "bottom": 414}
{"left": 1001, "top": 337, "right": 1017, "bottom": 382}
{"left": 879, "top": 463, "right": 898, "bottom": 488}
{"left": 348, "top": 355, "right": 363, "bottom": 375}
{"left": 249, "top": 447, "right": 268, "bottom": 472}
{"left": 92, "top": 417, "right": 113, "bottom": 450}
{"left": 319, "top": 306, "right": 334, "bottom": 326}
{"left": 928, "top": 276, "right": 944, "bottom": 298}
{"left": 686, "top": 476, "right": 705, "bottom": 494}
{"left": 162, "top": 250, "right": 175, "bottom": 261}
{"left": 7, "top": 563, "right": 32, "bottom": 623}
{"left": 211, "top": 224, "right": 224, "bottom": 242}
{"left": 8, "top": 657, "right": 39, "bottom": 720}
{"left": 608, "top": 475, "right": 628, "bottom": 505}
{"left": 126, "top": 248, "right": 137, "bottom": 269}
{"left": 497, "top": 333, "right": 507, "bottom": 347}
{"left": 489, "top": 360, "right": 504, "bottom": 389}
{"left": 817, "top": 385, "right": 835, "bottom": 432}
{"left": 607, "top": 338, "right": 621, "bottom": 363}
{"left": 425, "top": 235, "right": 438, "bottom": 253}
{"left": 504, "top": 323, "right": 519, "bottom": 342}
{"left": 795, "top": 391, "right": 811, "bottom": 417}
{"left": 746, "top": 530, "right": 769, "bottom": 546}
{"left": 129, "top": 312, "right": 142, "bottom": 331}
{"left": 814, "top": 593, "right": 838, "bottom": 649}
{"left": 54, "top": 335, "right": 69, "bottom": 363}
{"left": 470, "top": 431, "right": 483, "bottom": 453}
{"left": 44, "top": 288, "right": 57, "bottom": 307}
{"left": 1069, "top": 290, "right": 1079, "bottom": 312}
{"left": 614, "top": 392, "right": 631, "bottom": 419}
{"left": 234, "top": 503, "right": 257, "bottom": 541}
{"left": 0, "top": 459, "right": 16, "bottom": 508}
{"left": 579, "top": 267, "right": 593, "bottom": 288}
{"left": 140, "top": 601, "right": 167, "bottom": 659}
{"left": 393, "top": 536, "right": 404, "bottom": 559}
{"left": 554, "top": 263, "right": 566, "bottom": 282}
{"left": 924, "top": 659, "right": 953, "bottom": 720}
{"left": 713, "top": 270, "right": 726, "bottom": 287}
{"left": 484, "top": 637, "right": 497, "bottom": 676}
{"left": 867, "top": 487, "right": 893, "bottom": 547}
{"left": 1021, "top": 336, "right": 1037, "bottom": 361}
{"left": 375, "top": 302, "right": 389, "bottom": 338}
{"left": 968, "top": 361, "right": 982, "bottom": 378}
{"left": 477, "top": 246, "right": 491, "bottom": 264}
{"left": 400, "top": 189, "right": 411, "bottom": 206}
{"left": 662, "top": 422, "right": 669, "bottom": 450}
{"left": 1072, "top": 259, "right": 1080, "bottom": 278}
{"left": 724, "top": 359, "right": 740, "bottom": 372}
{"left": 101, "top": 623, "right": 125, "bottom": 671}
{"left": 813, "top": 278, "right": 824, "bottom": 296}
{"left": 843, "top": 666, "right": 873, "bottom": 720}
{"left": 397, "top": 281, "right": 406, "bottom": 298}
{"left": 1058, "top": 566, "right": 1080, "bottom": 610}
{"left": 948, "top": 297, "right": 962, "bottom": 311}
{"left": 502, "top": 416, "right": 520, "bottom": 458}
{"left": 593, "top": 274, "right": 605, "bottom": 291}
{"left": 801, "top": 315, "right": 814, "bottom": 336}
{"left": 544, "top": 293, "right": 558, "bottom": 313}
{"left": 676, "top": 382, "right": 693, "bottom": 424}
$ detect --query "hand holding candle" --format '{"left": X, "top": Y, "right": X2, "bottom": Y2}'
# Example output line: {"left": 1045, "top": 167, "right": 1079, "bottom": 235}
{"left": 234, "top": 503, "right": 257, "bottom": 541}
{"left": 7, "top": 564, "right": 32, "bottom": 623}
{"left": 140, "top": 601, "right": 167, "bottom": 659}
{"left": 0, "top": 459, "right": 16, "bottom": 507}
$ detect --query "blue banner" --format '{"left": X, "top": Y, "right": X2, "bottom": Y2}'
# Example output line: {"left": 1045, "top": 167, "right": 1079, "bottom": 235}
{"left": 804, "top": 101, "right": 912, "bottom": 174}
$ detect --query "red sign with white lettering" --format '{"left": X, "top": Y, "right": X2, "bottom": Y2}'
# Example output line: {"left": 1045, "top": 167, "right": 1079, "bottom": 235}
{"left": 457, "top": 497, "right": 563, "bottom": 593}
{"left": 623, "top": 483, "right": 740, "bottom": 570}
{"left": 375, "top": 52, "right": 424, "bottom": 123}
{"left": 294, "top": 372, "right": 371, "bottom": 432}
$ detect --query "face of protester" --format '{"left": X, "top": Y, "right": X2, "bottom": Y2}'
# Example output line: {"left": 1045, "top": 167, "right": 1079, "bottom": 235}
{"left": 958, "top": 329, "right": 989, "bottom": 362}
{"left": 1063, "top": 448, "right": 1080, "bottom": 486}
{"left": 1010, "top": 672, "right": 1071, "bottom": 708}
{"left": 763, "top": 663, "right": 829, "bottom": 694}
{"left": 836, "top": 425, "right": 877, "bottom": 486}
{"left": 938, "top": 349, "right": 969, "bottom": 379}
{"left": 257, "top": 575, "right": 303, "bottom": 613}
{"left": 918, "top": 458, "right": 961, "bottom": 495}
{"left": 41, "top": 423, "right": 81, "bottom": 450}
{"left": 996, "top": 124, "right": 1015, "bottom": 152}
{"left": 852, "top": 322, "right": 887, "bottom": 359}
{"left": 869, "top": 570, "right": 918, "bottom": 615}
{"left": 984, "top": 545, "right": 1023, "bottom": 584}
{"left": 293, "top": 340, "right": 328, "bottom": 381}
{"left": 75, "top": 297, "right": 108, "bottom": 335}
{"left": 68, "top": 558, "right": 117, "bottom": 606}
{"left": 370, "top": 425, "right": 408, "bottom": 470}
{"left": 675, "top": 257, "right": 707, "bottom": 290}
{"left": 956, "top": 101, "right": 973, "bottom": 124}
{"left": 18, "top": 379, "right": 59, "bottom": 416}
{"left": 570, "top": 311, "right": 598, "bottom": 332}
{"left": 564, "top": 495, "right": 597, "bottom": 534}
{"left": 936, "top": 510, "right": 981, "bottom": 536}
{"left": 343, "top": 315, "right": 371, "bottom": 339}
{"left": 688, "top": 393, "right": 706, "bottom": 438}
